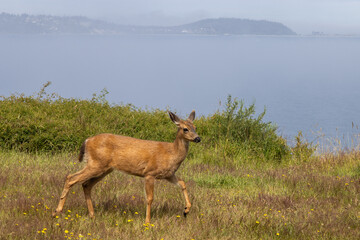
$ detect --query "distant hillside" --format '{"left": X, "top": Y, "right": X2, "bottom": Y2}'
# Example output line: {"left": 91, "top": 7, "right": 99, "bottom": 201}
{"left": 0, "top": 13, "right": 121, "bottom": 34}
{"left": 0, "top": 13, "right": 296, "bottom": 35}
{"left": 174, "top": 18, "right": 296, "bottom": 35}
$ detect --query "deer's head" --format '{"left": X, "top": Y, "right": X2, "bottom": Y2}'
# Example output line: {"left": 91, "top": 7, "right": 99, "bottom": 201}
{"left": 169, "top": 110, "right": 201, "bottom": 143}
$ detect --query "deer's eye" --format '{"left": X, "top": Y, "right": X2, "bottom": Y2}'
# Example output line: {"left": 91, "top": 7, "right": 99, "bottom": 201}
{"left": 183, "top": 128, "right": 189, "bottom": 133}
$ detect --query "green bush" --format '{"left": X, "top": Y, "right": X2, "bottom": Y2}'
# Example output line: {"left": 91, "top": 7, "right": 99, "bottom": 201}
{"left": 0, "top": 83, "right": 306, "bottom": 164}
{"left": 291, "top": 131, "right": 316, "bottom": 162}
{"left": 0, "top": 83, "right": 173, "bottom": 152}
{"left": 198, "top": 95, "right": 290, "bottom": 163}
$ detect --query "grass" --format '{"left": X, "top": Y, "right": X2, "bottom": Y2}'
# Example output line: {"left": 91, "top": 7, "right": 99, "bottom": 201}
{"left": 1, "top": 84, "right": 359, "bottom": 239}
{"left": 1, "top": 149, "right": 360, "bottom": 239}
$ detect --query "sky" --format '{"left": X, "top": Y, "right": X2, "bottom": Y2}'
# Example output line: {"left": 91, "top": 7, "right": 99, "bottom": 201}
{"left": 1, "top": 0, "right": 360, "bottom": 34}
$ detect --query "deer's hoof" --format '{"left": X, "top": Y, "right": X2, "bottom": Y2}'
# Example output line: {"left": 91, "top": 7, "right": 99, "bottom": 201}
{"left": 52, "top": 211, "right": 59, "bottom": 218}
{"left": 183, "top": 207, "right": 188, "bottom": 218}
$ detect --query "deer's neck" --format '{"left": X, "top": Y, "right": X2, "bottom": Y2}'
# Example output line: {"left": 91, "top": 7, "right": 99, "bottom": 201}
{"left": 173, "top": 130, "right": 189, "bottom": 162}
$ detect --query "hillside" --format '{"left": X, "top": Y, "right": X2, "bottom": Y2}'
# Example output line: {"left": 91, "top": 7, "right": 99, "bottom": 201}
{"left": 0, "top": 13, "right": 296, "bottom": 35}
{"left": 174, "top": 18, "right": 296, "bottom": 35}
{"left": 0, "top": 13, "right": 121, "bottom": 35}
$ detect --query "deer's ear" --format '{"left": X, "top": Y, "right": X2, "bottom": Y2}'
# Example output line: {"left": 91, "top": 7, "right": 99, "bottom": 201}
{"left": 188, "top": 110, "right": 195, "bottom": 121}
{"left": 169, "top": 112, "right": 181, "bottom": 126}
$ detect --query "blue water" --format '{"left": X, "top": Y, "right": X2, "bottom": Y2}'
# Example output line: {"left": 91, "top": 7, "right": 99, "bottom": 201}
{"left": 1, "top": 34, "right": 360, "bottom": 147}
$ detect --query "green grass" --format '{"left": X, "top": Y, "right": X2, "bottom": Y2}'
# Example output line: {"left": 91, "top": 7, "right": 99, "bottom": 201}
{"left": 1, "top": 150, "right": 360, "bottom": 239}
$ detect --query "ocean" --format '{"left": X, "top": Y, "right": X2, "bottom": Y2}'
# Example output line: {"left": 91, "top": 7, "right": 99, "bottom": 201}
{"left": 1, "top": 34, "right": 360, "bottom": 148}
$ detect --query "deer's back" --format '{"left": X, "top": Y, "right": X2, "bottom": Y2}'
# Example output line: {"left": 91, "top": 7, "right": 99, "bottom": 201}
{"left": 84, "top": 133, "right": 177, "bottom": 178}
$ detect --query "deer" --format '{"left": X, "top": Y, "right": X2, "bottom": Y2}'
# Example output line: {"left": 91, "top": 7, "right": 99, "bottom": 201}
{"left": 52, "top": 110, "right": 201, "bottom": 224}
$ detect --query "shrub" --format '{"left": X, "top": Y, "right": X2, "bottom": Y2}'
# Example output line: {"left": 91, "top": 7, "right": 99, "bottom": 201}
{"left": 0, "top": 83, "right": 173, "bottom": 152}
{"left": 199, "top": 95, "right": 290, "bottom": 163}
{"left": 291, "top": 131, "right": 316, "bottom": 162}
{"left": 0, "top": 84, "right": 302, "bottom": 163}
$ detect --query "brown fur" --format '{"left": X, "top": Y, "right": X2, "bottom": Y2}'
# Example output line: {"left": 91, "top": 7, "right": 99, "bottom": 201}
{"left": 52, "top": 111, "right": 200, "bottom": 223}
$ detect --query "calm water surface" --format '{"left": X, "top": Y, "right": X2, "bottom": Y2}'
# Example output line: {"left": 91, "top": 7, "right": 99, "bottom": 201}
{"left": 1, "top": 34, "right": 360, "bottom": 146}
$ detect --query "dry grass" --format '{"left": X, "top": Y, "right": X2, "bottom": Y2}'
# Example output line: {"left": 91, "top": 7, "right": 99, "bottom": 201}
{"left": 1, "top": 150, "right": 360, "bottom": 239}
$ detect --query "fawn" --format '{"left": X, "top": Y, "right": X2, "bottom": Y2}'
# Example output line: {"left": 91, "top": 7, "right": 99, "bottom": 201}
{"left": 52, "top": 111, "right": 200, "bottom": 223}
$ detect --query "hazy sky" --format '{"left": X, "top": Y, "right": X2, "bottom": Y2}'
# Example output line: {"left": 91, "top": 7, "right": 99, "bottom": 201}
{"left": 1, "top": 0, "right": 360, "bottom": 34}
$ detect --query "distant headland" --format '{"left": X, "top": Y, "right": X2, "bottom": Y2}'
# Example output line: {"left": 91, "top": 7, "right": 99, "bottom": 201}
{"left": 0, "top": 13, "right": 296, "bottom": 36}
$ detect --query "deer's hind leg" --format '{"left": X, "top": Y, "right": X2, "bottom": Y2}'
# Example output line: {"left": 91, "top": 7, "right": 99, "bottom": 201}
{"left": 82, "top": 169, "right": 113, "bottom": 218}
{"left": 52, "top": 166, "right": 109, "bottom": 217}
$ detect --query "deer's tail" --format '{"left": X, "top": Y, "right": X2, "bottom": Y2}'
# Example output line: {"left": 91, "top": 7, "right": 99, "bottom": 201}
{"left": 78, "top": 141, "right": 86, "bottom": 162}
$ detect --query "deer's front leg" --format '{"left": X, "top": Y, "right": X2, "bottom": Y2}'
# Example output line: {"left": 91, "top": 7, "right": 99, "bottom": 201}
{"left": 144, "top": 175, "right": 155, "bottom": 224}
{"left": 167, "top": 175, "right": 191, "bottom": 217}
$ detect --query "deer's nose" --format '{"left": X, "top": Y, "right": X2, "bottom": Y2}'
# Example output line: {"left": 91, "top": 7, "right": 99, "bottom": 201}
{"left": 194, "top": 137, "right": 201, "bottom": 143}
